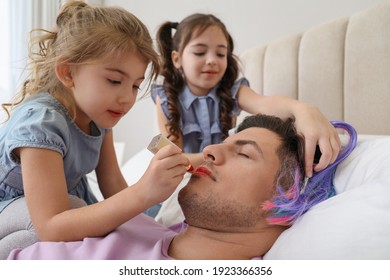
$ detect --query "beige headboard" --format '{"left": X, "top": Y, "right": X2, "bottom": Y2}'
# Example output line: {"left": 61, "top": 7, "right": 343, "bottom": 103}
{"left": 239, "top": 3, "right": 390, "bottom": 135}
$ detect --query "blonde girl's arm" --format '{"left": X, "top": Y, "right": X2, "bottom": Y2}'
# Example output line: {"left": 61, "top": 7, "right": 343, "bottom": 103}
{"left": 19, "top": 137, "right": 189, "bottom": 242}
{"left": 94, "top": 130, "right": 127, "bottom": 198}
{"left": 237, "top": 85, "right": 340, "bottom": 177}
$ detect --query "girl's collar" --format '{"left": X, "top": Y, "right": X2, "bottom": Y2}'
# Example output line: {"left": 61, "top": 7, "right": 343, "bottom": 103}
{"left": 180, "top": 84, "right": 220, "bottom": 110}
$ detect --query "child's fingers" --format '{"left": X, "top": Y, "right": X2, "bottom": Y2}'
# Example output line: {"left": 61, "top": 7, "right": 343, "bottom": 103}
{"left": 153, "top": 143, "right": 182, "bottom": 159}
{"left": 303, "top": 136, "right": 316, "bottom": 177}
{"left": 159, "top": 153, "right": 190, "bottom": 174}
{"left": 152, "top": 145, "right": 190, "bottom": 169}
{"left": 313, "top": 141, "right": 332, "bottom": 173}
{"left": 313, "top": 137, "right": 340, "bottom": 172}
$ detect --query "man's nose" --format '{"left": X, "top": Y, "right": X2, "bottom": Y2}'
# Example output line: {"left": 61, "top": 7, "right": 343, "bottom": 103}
{"left": 204, "top": 152, "right": 216, "bottom": 162}
{"left": 202, "top": 144, "right": 223, "bottom": 164}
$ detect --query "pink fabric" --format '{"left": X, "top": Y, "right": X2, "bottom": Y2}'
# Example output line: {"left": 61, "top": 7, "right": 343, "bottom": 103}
{"left": 8, "top": 214, "right": 178, "bottom": 260}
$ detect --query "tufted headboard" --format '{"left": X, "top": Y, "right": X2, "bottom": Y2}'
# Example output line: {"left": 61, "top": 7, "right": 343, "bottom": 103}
{"left": 239, "top": 3, "right": 390, "bottom": 135}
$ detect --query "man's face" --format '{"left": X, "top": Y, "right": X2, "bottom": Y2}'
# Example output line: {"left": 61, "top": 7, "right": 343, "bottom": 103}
{"left": 178, "top": 127, "right": 282, "bottom": 232}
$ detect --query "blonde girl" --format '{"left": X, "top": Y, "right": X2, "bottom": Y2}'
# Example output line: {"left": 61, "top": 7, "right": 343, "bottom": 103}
{"left": 0, "top": 1, "right": 189, "bottom": 258}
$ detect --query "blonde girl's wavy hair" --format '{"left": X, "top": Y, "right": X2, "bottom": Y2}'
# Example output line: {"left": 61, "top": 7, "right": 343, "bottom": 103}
{"left": 1, "top": 0, "right": 160, "bottom": 121}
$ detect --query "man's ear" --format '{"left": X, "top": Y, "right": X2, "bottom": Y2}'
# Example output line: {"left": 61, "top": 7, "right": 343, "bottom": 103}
{"left": 55, "top": 63, "right": 74, "bottom": 88}
{"left": 171, "top": 50, "right": 181, "bottom": 69}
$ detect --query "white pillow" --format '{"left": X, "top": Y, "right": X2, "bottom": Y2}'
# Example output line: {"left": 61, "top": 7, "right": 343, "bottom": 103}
{"left": 264, "top": 136, "right": 390, "bottom": 259}
{"left": 154, "top": 174, "right": 188, "bottom": 225}
{"left": 120, "top": 148, "right": 153, "bottom": 186}
{"left": 334, "top": 135, "right": 390, "bottom": 193}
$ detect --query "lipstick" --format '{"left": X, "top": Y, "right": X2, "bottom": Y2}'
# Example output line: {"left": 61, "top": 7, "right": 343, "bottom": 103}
{"left": 186, "top": 164, "right": 194, "bottom": 172}
{"left": 147, "top": 134, "right": 194, "bottom": 172}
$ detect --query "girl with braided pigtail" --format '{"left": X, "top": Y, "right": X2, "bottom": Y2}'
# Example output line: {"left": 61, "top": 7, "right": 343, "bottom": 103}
{"left": 152, "top": 13, "right": 340, "bottom": 179}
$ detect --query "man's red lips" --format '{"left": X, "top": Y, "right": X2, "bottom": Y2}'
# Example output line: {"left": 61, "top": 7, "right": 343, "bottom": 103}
{"left": 193, "top": 166, "right": 216, "bottom": 180}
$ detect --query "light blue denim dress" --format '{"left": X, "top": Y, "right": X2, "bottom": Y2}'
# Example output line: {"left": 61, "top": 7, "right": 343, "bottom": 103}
{"left": 0, "top": 93, "right": 107, "bottom": 212}
{"left": 151, "top": 77, "right": 249, "bottom": 153}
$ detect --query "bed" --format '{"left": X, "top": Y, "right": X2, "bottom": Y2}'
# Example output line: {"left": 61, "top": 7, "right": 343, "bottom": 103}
{"left": 236, "top": 3, "right": 390, "bottom": 259}
{"left": 92, "top": 3, "right": 390, "bottom": 259}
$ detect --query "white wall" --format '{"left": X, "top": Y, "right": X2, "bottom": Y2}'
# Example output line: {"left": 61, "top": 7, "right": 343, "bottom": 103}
{"left": 106, "top": 0, "right": 389, "bottom": 163}
{"left": 0, "top": 1, "right": 10, "bottom": 108}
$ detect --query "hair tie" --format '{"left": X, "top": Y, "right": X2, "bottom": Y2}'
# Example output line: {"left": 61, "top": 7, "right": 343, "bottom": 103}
{"left": 171, "top": 22, "right": 179, "bottom": 29}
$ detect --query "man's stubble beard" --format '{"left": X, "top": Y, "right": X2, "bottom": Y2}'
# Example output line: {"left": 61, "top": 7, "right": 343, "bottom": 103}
{"left": 178, "top": 180, "right": 261, "bottom": 231}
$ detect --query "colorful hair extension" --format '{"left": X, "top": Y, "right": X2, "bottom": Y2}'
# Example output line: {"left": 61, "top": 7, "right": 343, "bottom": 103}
{"left": 263, "top": 121, "right": 357, "bottom": 225}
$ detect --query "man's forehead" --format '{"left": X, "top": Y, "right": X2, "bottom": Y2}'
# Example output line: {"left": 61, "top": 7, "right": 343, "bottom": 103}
{"left": 232, "top": 127, "right": 280, "bottom": 142}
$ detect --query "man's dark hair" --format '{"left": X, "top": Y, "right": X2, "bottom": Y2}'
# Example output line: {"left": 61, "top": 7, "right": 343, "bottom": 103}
{"left": 237, "top": 114, "right": 356, "bottom": 226}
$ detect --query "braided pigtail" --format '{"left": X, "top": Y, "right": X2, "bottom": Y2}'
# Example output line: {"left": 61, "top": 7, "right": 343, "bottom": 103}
{"left": 217, "top": 33, "right": 240, "bottom": 139}
{"left": 156, "top": 21, "right": 184, "bottom": 141}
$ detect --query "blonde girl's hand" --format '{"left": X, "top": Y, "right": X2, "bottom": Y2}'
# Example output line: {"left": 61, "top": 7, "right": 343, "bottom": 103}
{"left": 136, "top": 144, "right": 190, "bottom": 207}
{"left": 293, "top": 103, "right": 341, "bottom": 177}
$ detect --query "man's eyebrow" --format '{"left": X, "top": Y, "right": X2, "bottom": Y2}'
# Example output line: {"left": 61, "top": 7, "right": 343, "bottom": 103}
{"left": 235, "top": 140, "right": 264, "bottom": 157}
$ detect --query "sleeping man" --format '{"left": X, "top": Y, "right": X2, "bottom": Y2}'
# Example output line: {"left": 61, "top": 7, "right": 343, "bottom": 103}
{"left": 8, "top": 114, "right": 353, "bottom": 259}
